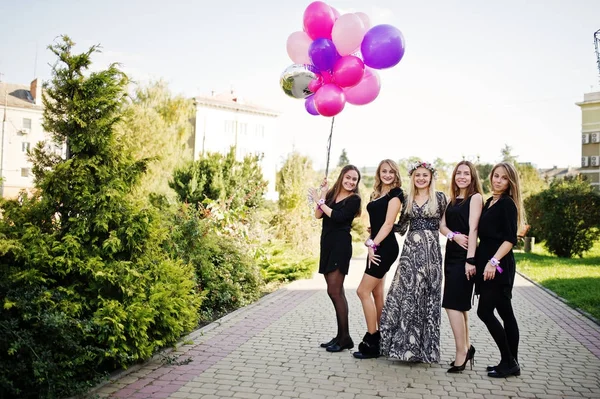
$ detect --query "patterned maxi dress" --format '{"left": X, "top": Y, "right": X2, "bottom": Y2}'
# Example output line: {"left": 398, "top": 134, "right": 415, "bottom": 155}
{"left": 379, "top": 191, "right": 447, "bottom": 363}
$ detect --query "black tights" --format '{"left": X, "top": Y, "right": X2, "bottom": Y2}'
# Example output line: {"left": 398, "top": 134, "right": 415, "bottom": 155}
{"left": 325, "top": 269, "right": 351, "bottom": 343}
{"left": 477, "top": 288, "right": 520, "bottom": 364}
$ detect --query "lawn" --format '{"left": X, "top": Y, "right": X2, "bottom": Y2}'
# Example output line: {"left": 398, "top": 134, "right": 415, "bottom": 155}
{"left": 515, "top": 241, "right": 600, "bottom": 320}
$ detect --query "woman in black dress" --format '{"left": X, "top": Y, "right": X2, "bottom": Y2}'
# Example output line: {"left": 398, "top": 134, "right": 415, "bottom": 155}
{"left": 309, "top": 165, "right": 362, "bottom": 352}
{"left": 476, "top": 162, "right": 525, "bottom": 378}
{"left": 440, "top": 161, "right": 483, "bottom": 372}
{"left": 353, "top": 160, "right": 403, "bottom": 359}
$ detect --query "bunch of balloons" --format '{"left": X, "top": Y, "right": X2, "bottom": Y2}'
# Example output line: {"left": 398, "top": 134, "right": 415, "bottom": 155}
{"left": 280, "top": 1, "right": 405, "bottom": 117}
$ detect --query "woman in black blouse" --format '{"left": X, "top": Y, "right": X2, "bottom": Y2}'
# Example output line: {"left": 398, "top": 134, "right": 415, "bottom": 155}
{"left": 440, "top": 161, "right": 483, "bottom": 372}
{"left": 309, "top": 165, "right": 362, "bottom": 352}
{"left": 476, "top": 162, "right": 525, "bottom": 378}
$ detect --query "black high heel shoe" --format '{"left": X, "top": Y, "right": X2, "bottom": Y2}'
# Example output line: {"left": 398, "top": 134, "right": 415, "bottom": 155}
{"left": 447, "top": 351, "right": 471, "bottom": 373}
{"left": 326, "top": 339, "right": 354, "bottom": 352}
{"left": 320, "top": 337, "right": 338, "bottom": 348}
{"left": 450, "top": 345, "right": 475, "bottom": 367}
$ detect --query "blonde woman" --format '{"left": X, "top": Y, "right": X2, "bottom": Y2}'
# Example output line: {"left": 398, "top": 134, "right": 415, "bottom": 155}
{"left": 440, "top": 161, "right": 483, "bottom": 372}
{"left": 379, "top": 161, "right": 447, "bottom": 363}
{"left": 353, "top": 160, "right": 403, "bottom": 359}
{"left": 476, "top": 162, "right": 525, "bottom": 378}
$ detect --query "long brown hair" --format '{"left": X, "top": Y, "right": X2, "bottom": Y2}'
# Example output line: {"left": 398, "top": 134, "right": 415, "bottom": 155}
{"left": 449, "top": 161, "right": 483, "bottom": 205}
{"left": 490, "top": 162, "right": 526, "bottom": 229}
{"left": 326, "top": 164, "right": 362, "bottom": 216}
{"left": 371, "top": 159, "right": 401, "bottom": 201}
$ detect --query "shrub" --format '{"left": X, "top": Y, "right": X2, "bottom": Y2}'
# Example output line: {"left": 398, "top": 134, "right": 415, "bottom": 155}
{"left": 525, "top": 176, "right": 600, "bottom": 258}
{"left": 0, "top": 37, "right": 200, "bottom": 398}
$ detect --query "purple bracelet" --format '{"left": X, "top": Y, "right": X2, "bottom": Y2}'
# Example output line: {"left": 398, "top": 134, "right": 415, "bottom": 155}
{"left": 490, "top": 257, "right": 503, "bottom": 273}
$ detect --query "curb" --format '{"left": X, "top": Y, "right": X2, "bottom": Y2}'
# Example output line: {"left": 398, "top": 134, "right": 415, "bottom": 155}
{"left": 516, "top": 270, "right": 600, "bottom": 327}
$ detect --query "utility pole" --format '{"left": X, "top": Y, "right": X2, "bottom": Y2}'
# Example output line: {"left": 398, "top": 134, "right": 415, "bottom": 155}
{"left": 0, "top": 72, "right": 6, "bottom": 197}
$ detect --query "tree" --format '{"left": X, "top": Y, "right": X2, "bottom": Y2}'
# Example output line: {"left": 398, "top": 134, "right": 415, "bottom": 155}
{"left": 501, "top": 144, "right": 518, "bottom": 164}
{"left": 170, "top": 147, "right": 267, "bottom": 211}
{"left": 0, "top": 36, "right": 200, "bottom": 398}
{"left": 115, "top": 81, "right": 194, "bottom": 200}
{"left": 338, "top": 148, "right": 350, "bottom": 167}
{"left": 525, "top": 176, "right": 600, "bottom": 258}
{"left": 273, "top": 151, "right": 320, "bottom": 253}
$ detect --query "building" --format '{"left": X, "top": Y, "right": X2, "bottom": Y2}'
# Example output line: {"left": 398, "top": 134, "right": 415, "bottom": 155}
{"left": 577, "top": 91, "right": 600, "bottom": 190}
{"left": 539, "top": 166, "right": 580, "bottom": 182}
{"left": 0, "top": 78, "right": 55, "bottom": 198}
{"left": 192, "top": 91, "right": 281, "bottom": 200}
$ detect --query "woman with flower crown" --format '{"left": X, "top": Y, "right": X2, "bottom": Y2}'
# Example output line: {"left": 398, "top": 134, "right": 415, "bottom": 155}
{"left": 379, "top": 161, "right": 447, "bottom": 363}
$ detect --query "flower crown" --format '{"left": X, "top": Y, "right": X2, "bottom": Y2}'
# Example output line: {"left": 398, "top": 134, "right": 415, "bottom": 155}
{"left": 408, "top": 161, "right": 437, "bottom": 177}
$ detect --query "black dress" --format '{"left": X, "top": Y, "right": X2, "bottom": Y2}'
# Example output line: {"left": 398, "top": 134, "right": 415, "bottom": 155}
{"left": 442, "top": 196, "right": 474, "bottom": 311}
{"left": 318, "top": 195, "right": 361, "bottom": 275}
{"left": 475, "top": 196, "right": 518, "bottom": 297}
{"left": 364, "top": 187, "right": 404, "bottom": 279}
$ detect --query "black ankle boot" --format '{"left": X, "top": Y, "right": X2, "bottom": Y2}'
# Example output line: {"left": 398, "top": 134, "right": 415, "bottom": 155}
{"left": 353, "top": 331, "right": 381, "bottom": 359}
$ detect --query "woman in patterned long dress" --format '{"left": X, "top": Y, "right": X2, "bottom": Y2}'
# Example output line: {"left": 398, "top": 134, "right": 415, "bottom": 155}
{"left": 379, "top": 161, "right": 447, "bottom": 363}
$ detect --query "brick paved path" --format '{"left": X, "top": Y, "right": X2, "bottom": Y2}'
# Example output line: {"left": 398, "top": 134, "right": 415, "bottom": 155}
{"left": 95, "top": 254, "right": 600, "bottom": 399}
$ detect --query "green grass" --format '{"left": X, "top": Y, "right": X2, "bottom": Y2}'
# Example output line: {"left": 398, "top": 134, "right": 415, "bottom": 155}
{"left": 515, "top": 241, "right": 600, "bottom": 320}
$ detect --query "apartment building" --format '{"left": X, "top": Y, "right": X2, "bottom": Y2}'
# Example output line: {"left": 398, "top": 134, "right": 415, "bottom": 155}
{"left": 192, "top": 91, "right": 281, "bottom": 200}
{"left": 0, "top": 78, "right": 58, "bottom": 198}
{"left": 577, "top": 91, "right": 600, "bottom": 190}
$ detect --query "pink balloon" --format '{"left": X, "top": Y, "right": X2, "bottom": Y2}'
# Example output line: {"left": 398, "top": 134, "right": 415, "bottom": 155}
{"left": 314, "top": 84, "right": 346, "bottom": 117}
{"left": 331, "top": 7, "right": 341, "bottom": 20}
{"left": 344, "top": 68, "right": 381, "bottom": 105}
{"left": 332, "top": 13, "right": 366, "bottom": 56}
{"left": 355, "top": 12, "right": 371, "bottom": 30}
{"left": 333, "top": 56, "right": 365, "bottom": 87}
{"left": 286, "top": 31, "right": 312, "bottom": 64}
{"left": 303, "top": 1, "right": 335, "bottom": 40}
{"left": 308, "top": 78, "right": 322, "bottom": 93}
{"left": 320, "top": 70, "right": 333, "bottom": 84}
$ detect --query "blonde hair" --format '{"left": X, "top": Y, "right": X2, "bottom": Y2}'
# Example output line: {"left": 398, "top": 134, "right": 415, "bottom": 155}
{"left": 449, "top": 161, "right": 483, "bottom": 205}
{"left": 490, "top": 162, "right": 526, "bottom": 229}
{"left": 405, "top": 165, "right": 438, "bottom": 216}
{"left": 370, "top": 159, "right": 401, "bottom": 201}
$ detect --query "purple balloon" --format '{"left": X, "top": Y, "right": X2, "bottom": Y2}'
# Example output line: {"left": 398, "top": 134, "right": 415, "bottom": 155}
{"left": 361, "top": 24, "right": 405, "bottom": 69}
{"left": 305, "top": 95, "right": 320, "bottom": 115}
{"left": 309, "top": 38, "right": 339, "bottom": 71}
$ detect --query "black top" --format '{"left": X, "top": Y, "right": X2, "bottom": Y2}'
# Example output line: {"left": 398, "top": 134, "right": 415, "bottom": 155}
{"left": 319, "top": 194, "right": 361, "bottom": 275}
{"left": 320, "top": 194, "right": 361, "bottom": 240}
{"left": 444, "top": 196, "right": 472, "bottom": 265}
{"left": 476, "top": 195, "right": 518, "bottom": 293}
{"left": 367, "top": 187, "right": 404, "bottom": 243}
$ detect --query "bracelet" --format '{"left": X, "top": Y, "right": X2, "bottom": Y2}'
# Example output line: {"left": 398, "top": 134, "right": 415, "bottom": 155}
{"left": 317, "top": 198, "right": 325, "bottom": 211}
{"left": 466, "top": 257, "right": 476, "bottom": 266}
{"left": 365, "top": 238, "right": 379, "bottom": 251}
{"left": 446, "top": 231, "right": 460, "bottom": 241}
{"left": 489, "top": 257, "right": 503, "bottom": 273}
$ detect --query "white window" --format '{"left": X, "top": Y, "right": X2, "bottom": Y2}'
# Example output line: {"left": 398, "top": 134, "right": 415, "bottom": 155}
{"left": 22, "top": 118, "right": 32, "bottom": 130}
{"left": 21, "top": 168, "right": 30, "bottom": 177}
{"left": 22, "top": 142, "right": 30, "bottom": 152}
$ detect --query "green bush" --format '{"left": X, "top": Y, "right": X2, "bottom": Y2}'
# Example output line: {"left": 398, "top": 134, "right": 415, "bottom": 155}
{"left": 256, "top": 241, "right": 318, "bottom": 283}
{"left": 525, "top": 176, "right": 600, "bottom": 258}
{"left": 167, "top": 204, "right": 263, "bottom": 321}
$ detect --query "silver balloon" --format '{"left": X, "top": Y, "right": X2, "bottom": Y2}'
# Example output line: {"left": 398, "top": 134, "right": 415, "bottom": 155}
{"left": 280, "top": 64, "right": 318, "bottom": 99}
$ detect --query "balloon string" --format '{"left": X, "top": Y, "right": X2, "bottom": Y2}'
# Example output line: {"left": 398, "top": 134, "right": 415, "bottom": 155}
{"left": 325, "top": 117, "right": 335, "bottom": 178}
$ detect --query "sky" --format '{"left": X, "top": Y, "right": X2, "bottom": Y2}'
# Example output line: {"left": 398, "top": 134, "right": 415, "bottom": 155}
{"left": 1, "top": 0, "right": 599, "bottom": 170}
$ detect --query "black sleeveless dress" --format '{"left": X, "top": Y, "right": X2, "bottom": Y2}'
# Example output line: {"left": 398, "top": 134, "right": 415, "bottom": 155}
{"left": 364, "top": 187, "right": 404, "bottom": 279}
{"left": 442, "top": 196, "right": 474, "bottom": 311}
